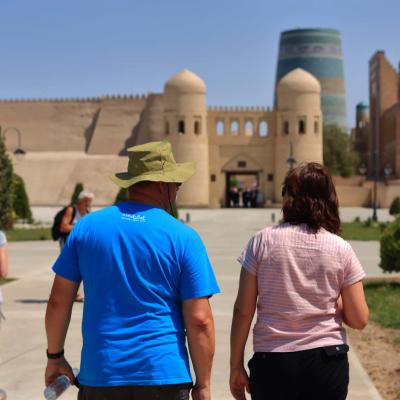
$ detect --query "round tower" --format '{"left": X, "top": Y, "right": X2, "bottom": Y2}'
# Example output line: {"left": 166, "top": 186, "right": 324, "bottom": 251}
{"left": 356, "top": 102, "right": 370, "bottom": 128}
{"left": 164, "top": 69, "right": 209, "bottom": 207}
{"left": 274, "top": 68, "right": 323, "bottom": 201}
{"left": 274, "top": 28, "right": 348, "bottom": 131}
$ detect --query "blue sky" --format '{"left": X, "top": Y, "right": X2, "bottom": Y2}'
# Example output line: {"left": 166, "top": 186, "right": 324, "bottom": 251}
{"left": 1, "top": 0, "right": 399, "bottom": 128}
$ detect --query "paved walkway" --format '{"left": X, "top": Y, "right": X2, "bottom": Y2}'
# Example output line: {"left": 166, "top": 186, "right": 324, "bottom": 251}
{"left": 0, "top": 208, "right": 390, "bottom": 399}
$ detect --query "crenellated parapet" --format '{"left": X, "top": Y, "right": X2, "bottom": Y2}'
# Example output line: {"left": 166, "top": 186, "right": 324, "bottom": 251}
{"left": 207, "top": 105, "right": 270, "bottom": 112}
{"left": 207, "top": 105, "right": 275, "bottom": 139}
{"left": 0, "top": 93, "right": 148, "bottom": 103}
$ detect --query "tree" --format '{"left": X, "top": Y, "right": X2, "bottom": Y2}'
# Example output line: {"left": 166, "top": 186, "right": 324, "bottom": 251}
{"left": 229, "top": 176, "right": 238, "bottom": 187}
{"left": 323, "top": 124, "right": 360, "bottom": 177}
{"left": 71, "top": 183, "right": 84, "bottom": 204}
{"left": 13, "top": 174, "right": 32, "bottom": 221}
{"left": 389, "top": 197, "right": 400, "bottom": 216}
{"left": 114, "top": 188, "right": 128, "bottom": 204}
{"left": 380, "top": 215, "right": 400, "bottom": 273}
{"left": 0, "top": 137, "right": 14, "bottom": 229}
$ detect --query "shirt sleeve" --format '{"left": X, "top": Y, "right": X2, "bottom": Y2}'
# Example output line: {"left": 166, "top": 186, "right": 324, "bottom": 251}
{"left": 52, "top": 228, "right": 82, "bottom": 283}
{"left": 237, "top": 231, "right": 264, "bottom": 277}
{"left": 0, "top": 231, "right": 7, "bottom": 248}
{"left": 342, "top": 243, "right": 366, "bottom": 288}
{"left": 180, "top": 232, "right": 220, "bottom": 301}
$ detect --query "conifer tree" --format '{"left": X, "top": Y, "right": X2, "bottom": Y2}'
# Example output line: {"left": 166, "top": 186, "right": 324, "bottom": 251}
{"left": 71, "top": 183, "right": 84, "bottom": 204}
{"left": 13, "top": 174, "right": 32, "bottom": 220}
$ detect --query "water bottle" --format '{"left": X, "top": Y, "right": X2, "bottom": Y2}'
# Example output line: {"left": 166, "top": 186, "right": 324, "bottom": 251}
{"left": 44, "top": 368, "right": 79, "bottom": 400}
{"left": 0, "top": 389, "right": 7, "bottom": 400}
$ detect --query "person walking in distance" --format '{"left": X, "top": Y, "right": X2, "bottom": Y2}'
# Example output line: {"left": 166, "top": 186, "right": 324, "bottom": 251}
{"left": 59, "top": 189, "right": 94, "bottom": 302}
{"left": 59, "top": 189, "right": 94, "bottom": 249}
{"left": 45, "top": 141, "right": 220, "bottom": 400}
{"left": 230, "top": 163, "right": 369, "bottom": 400}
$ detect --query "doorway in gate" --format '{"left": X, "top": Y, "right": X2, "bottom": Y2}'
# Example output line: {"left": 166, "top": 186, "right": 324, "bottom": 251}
{"left": 226, "top": 172, "right": 259, "bottom": 208}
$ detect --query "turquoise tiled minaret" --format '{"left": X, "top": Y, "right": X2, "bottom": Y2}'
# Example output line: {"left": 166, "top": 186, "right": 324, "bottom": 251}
{"left": 274, "top": 28, "right": 348, "bottom": 131}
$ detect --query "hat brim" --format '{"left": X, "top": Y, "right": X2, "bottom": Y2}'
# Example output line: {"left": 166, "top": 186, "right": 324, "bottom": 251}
{"left": 109, "top": 161, "right": 196, "bottom": 188}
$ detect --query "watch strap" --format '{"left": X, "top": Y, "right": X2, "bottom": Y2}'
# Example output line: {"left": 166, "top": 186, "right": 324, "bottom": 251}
{"left": 46, "top": 349, "right": 64, "bottom": 359}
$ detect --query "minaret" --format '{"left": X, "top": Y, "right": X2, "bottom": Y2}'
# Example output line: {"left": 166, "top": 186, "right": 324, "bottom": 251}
{"left": 274, "top": 68, "right": 323, "bottom": 201}
{"left": 164, "top": 69, "right": 209, "bottom": 207}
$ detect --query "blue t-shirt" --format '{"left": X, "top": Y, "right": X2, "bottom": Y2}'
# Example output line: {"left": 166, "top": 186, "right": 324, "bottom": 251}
{"left": 52, "top": 202, "right": 220, "bottom": 387}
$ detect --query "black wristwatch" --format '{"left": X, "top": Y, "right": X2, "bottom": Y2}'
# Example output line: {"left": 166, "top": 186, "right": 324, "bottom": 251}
{"left": 46, "top": 349, "right": 64, "bottom": 359}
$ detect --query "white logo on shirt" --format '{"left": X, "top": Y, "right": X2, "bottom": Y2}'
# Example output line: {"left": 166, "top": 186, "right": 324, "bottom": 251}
{"left": 121, "top": 213, "right": 146, "bottom": 222}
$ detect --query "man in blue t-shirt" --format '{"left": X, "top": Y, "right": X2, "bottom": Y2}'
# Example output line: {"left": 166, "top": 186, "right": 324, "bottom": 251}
{"left": 44, "top": 141, "right": 220, "bottom": 400}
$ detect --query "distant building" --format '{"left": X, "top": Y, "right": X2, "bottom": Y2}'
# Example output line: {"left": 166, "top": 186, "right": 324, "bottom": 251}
{"left": 351, "top": 51, "right": 400, "bottom": 179}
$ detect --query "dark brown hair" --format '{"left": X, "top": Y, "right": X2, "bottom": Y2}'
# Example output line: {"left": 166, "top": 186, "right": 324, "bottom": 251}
{"left": 282, "top": 163, "right": 341, "bottom": 234}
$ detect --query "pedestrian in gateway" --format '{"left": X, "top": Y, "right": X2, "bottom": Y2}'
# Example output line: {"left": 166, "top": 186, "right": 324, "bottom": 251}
{"left": 45, "top": 141, "right": 220, "bottom": 400}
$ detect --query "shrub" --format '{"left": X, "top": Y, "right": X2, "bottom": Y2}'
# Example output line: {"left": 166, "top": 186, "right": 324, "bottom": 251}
{"left": 389, "top": 197, "right": 400, "bottom": 216}
{"left": 71, "top": 183, "right": 84, "bottom": 204}
{"left": 114, "top": 188, "right": 128, "bottom": 204}
{"left": 0, "top": 137, "right": 14, "bottom": 230}
{"left": 380, "top": 215, "right": 400, "bottom": 273}
{"left": 229, "top": 177, "right": 238, "bottom": 188}
{"left": 13, "top": 174, "right": 32, "bottom": 221}
{"left": 171, "top": 202, "right": 179, "bottom": 219}
{"left": 354, "top": 216, "right": 360, "bottom": 222}
{"left": 365, "top": 217, "right": 372, "bottom": 227}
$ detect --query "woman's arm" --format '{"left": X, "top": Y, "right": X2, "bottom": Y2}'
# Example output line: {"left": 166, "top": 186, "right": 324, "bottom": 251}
{"left": 230, "top": 267, "right": 257, "bottom": 400}
{"left": 0, "top": 246, "right": 8, "bottom": 279}
{"left": 341, "top": 281, "right": 369, "bottom": 330}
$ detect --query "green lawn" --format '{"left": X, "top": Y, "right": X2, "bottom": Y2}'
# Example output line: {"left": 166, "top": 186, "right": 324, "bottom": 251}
{"left": 364, "top": 281, "right": 400, "bottom": 329}
{"left": 340, "top": 221, "right": 387, "bottom": 241}
{"left": 0, "top": 278, "right": 16, "bottom": 285}
{"left": 5, "top": 229, "right": 52, "bottom": 242}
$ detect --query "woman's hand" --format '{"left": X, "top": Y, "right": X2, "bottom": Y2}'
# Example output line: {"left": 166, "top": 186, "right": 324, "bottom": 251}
{"left": 230, "top": 366, "right": 250, "bottom": 400}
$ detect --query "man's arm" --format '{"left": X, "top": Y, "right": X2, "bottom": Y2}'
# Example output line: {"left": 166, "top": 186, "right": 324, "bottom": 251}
{"left": 45, "top": 274, "right": 80, "bottom": 387}
{"left": 183, "top": 297, "right": 215, "bottom": 400}
{"left": 60, "top": 207, "right": 74, "bottom": 234}
{"left": 0, "top": 246, "right": 8, "bottom": 279}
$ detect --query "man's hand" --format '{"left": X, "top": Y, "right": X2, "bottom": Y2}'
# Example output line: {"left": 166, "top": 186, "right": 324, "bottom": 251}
{"left": 45, "top": 357, "right": 75, "bottom": 388}
{"left": 230, "top": 367, "right": 250, "bottom": 400}
{"left": 192, "top": 384, "right": 210, "bottom": 400}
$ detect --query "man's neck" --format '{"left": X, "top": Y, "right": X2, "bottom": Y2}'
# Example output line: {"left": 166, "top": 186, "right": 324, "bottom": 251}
{"left": 127, "top": 194, "right": 166, "bottom": 211}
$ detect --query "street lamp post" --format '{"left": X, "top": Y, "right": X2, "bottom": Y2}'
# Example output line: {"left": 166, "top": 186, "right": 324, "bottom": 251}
{"left": 359, "top": 161, "right": 392, "bottom": 221}
{"left": 0, "top": 126, "right": 26, "bottom": 161}
{"left": 286, "top": 141, "right": 296, "bottom": 170}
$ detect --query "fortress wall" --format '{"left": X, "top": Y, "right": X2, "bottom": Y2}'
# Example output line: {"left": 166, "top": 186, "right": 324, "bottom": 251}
{"left": 87, "top": 96, "right": 148, "bottom": 155}
{"left": 0, "top": 95, "right": 148, "bottom": 155}
{"left": 0, "top": 100, "right": 99, "bottom": 152}
{"left": 13, "top": 152, "right": 127, "bottom": 206}
{"left": 136, "top": 94, "right": 165, "bottom": 146}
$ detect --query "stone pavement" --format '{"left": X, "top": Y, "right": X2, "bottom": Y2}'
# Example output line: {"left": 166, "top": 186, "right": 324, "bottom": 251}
{"left": 0, "top": 208, "right": 391, "bottom": 399}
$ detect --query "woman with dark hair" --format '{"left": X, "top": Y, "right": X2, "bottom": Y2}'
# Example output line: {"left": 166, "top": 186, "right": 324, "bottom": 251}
{"left": 230, "top": 163, "right": 369, "bottom": 400}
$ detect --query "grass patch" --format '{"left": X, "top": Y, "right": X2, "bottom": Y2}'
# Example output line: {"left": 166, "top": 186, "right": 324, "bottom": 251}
{"left": 5, "top": 229, "right": 52, "bottom": 242}
{"left": 364, "top": 281, "right": 400, "bottom": 329}
{"left": 0, "top": 278, "right": 17, "bottom": 285}
{"left": 340, "top": 221, "right": 387, "bottom": 241}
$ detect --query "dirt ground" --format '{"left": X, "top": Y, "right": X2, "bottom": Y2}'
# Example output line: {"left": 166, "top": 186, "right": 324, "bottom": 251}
{"left": 348, "top": 321, "right": 400, "bottom": 400}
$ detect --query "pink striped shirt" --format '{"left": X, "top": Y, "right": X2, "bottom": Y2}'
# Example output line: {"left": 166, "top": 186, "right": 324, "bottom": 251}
{"left": 237, "top": 223, "right": 366, "bottom": 352}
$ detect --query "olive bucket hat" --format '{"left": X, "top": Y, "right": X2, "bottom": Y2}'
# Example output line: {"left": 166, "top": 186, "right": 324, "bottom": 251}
{"left": 109, "top": 141, "right": 196, "bottom": 188}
